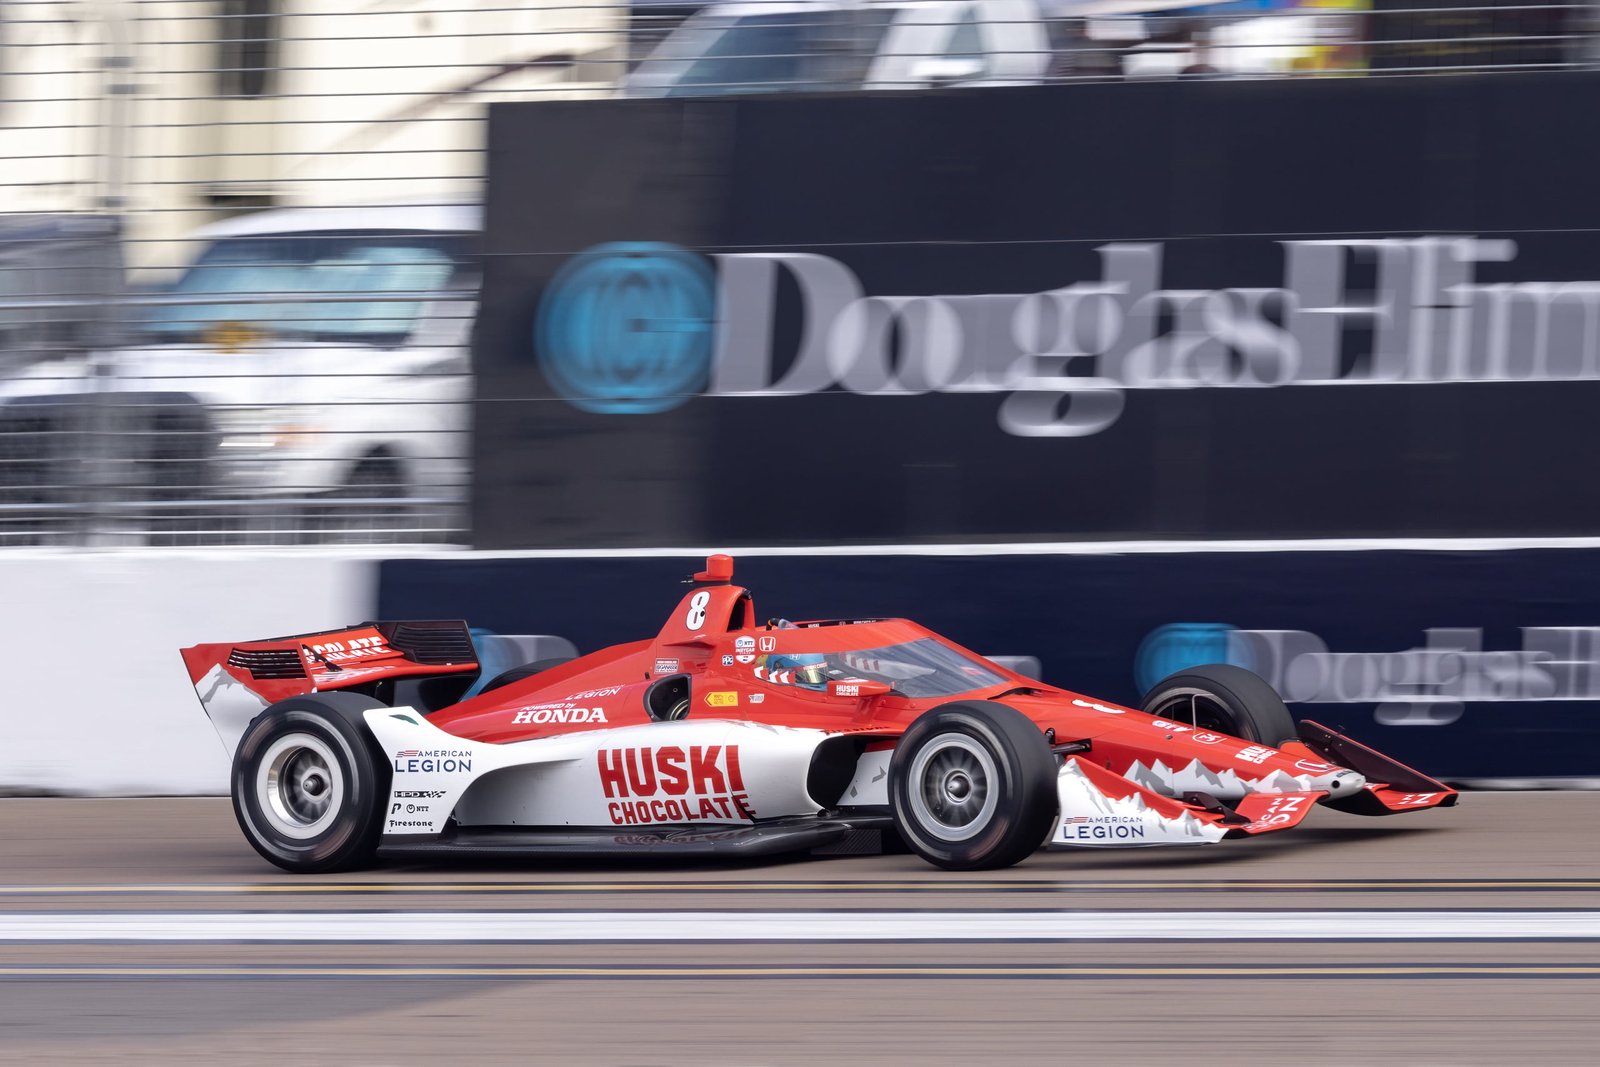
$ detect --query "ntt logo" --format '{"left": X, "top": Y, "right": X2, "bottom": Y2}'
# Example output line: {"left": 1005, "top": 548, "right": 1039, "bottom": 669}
{"left": 534, "top": 242, "right": 716, "bottom": 414}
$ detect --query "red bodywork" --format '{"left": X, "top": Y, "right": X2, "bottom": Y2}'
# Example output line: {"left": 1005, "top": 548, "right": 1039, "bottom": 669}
{"left": 181, "top": 555, "right": 1457, "bottom": 818}
{"left": 182, "top": 620, "right": 480, "bottom": 703}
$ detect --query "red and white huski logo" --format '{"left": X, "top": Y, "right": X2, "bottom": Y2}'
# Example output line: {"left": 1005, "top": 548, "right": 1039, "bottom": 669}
{"left": 597, "top": 746, "right": 752, "bottom": 826}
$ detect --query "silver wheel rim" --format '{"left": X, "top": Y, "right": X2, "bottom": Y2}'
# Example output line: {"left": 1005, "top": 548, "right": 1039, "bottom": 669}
{"left": 255, "top": 733, "right": 344, "bottom": 840}
{"left": 1147, "top": 687, "right": 1244, "bottom": 737}
{"left": 907, "top": 733, "right": 999, "bottom": 843}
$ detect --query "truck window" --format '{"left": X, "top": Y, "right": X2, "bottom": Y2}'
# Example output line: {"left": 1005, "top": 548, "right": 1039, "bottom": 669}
{"left": 664, "top": 10, "right": 896, "bottom": 96}
{"left": 947, "top": 11, "right": 987, "bottom": 68}
{"left": 137, "top": 231, "right": 470, "bottom": 348}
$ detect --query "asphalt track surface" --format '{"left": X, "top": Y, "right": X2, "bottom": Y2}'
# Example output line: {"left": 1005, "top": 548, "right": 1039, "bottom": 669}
{"left": 2, "top": 794, "right": 1598, "bottom": 1065}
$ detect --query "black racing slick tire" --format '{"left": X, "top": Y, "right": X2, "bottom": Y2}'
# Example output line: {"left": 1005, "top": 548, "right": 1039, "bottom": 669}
{"left": 889, "top": 701, "right": 1057, "bottom": 871}
{"left": 1140, "top": 663, "right": 1297, "bottom": 746}
{"left": 231, "top": 693, "right": 389, "bottom": 873}
{"left": 478, "top": 657, "right": 574, "bottom": 695}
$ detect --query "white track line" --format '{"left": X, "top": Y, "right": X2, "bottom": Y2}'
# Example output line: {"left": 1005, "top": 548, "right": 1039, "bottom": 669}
{"left": 2, "top": 911, "right": 1597, "bottom": 942}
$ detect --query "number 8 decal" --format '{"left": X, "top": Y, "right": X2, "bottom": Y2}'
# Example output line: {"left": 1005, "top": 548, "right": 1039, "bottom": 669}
{"left": 686, "top": 590, "right": 710, "bottom": 631}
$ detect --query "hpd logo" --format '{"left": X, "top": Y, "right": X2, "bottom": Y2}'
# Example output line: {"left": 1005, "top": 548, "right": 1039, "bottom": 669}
{"left": 534, "top": 242, "right": 716, "bottom": 414}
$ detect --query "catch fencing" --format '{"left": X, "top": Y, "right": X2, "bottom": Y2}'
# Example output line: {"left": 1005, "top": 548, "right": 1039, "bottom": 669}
{"left": 0, "top": 1, "right": 623, "bottom": 546}
{"left": 3, "top": 1, "right": 1600, "bottom": 547}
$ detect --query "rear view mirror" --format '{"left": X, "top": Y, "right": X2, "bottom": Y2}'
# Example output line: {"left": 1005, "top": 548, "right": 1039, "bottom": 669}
{"left": 827, "top": 679, "right": 892, "bottom": 700}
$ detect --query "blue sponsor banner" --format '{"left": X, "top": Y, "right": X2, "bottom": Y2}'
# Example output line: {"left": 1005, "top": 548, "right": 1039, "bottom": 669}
{"left": 378, "top": 548, "right": 1600, "bottom": 783}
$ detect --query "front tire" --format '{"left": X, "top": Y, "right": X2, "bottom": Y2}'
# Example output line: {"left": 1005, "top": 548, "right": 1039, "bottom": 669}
{"left": 889, "top": 701, "right": 1057, "bottom": 871}
{"left": 231, "top": 693, "right": 389, "bottom": 873}
{"left": 1141, "top": 663, "right": 1297, "bottom": 745}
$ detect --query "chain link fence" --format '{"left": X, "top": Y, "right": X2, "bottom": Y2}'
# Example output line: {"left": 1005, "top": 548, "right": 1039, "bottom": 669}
{"left": 1, "top": 0, "right": 1595, "bottom": 546}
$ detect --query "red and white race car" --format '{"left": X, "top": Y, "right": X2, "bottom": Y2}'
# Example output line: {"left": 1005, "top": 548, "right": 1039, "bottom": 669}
{"left": 182, "top": 555, "right": 1457, "bottom": 872}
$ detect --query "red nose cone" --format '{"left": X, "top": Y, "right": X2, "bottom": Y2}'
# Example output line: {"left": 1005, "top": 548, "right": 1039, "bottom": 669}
{"left": 694, "top": 554, "right": 735, "bottom": 582}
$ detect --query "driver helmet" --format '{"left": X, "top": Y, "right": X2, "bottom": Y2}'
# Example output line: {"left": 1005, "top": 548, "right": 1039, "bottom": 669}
{"left": 764, "top": 652, "right": 829, "bottom": 690}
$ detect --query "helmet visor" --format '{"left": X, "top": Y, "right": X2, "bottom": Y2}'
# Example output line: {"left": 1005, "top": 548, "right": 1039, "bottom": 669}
{"left": 793, "top": 661, "right": 828, "bottom": 686}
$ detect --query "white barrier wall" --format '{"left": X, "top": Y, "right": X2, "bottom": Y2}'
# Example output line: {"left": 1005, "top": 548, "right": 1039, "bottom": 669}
{"left": 0, "top": 553, "right": 376, "bottom": 795}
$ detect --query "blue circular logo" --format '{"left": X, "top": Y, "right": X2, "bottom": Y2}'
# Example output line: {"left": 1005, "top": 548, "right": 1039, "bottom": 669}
{"left": 535, "top": 242, "right": 716, "bottom": 415}
{"left": 1134, "top": 623, "right": 1237, "bottom": 694}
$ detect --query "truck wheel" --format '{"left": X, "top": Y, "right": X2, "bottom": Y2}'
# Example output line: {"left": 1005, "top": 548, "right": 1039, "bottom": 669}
{"left": 1141, "top": 663, "right": 1297, "bottom": 745}
{"left": 889, "top": 701, "right": 1056, "bottom": 871}
{"left": 303, "top": 453, "right": 418, "bottom": 545}
{"left": 232, "top": 693, "right": 389, "bottom": 873}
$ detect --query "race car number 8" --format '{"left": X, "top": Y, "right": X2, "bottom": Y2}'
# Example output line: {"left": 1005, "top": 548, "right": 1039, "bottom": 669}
{"left": 686, "top": 590, "right": 710, "bottom": 631}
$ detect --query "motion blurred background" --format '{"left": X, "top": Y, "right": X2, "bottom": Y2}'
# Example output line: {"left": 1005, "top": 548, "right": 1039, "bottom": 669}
{"left": 3, "top": 0, "right": 1599, "bottom": 794}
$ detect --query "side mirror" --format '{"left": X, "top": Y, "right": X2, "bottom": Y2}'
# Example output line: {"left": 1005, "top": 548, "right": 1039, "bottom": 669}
{"left": 908, "top": 57, "right": 985, "bottom": 87}
{"left": 827, "top": 679, "right": 892, "bottom": 700}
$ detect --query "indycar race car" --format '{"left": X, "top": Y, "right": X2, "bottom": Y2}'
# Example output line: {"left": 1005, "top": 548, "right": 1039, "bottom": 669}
{"left": 182, "top": 555, "right": 1457, "bottom": 872}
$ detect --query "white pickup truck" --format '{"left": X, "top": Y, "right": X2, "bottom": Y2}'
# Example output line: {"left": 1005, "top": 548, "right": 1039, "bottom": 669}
{"left": 0, "top": 203, "right": 478, "bottom": 544}
{"left": 625, "top": 0, "right": 1055, "bottom": 95}
{"left": 624, "top": 0, "right": 1353, "bottom": 94}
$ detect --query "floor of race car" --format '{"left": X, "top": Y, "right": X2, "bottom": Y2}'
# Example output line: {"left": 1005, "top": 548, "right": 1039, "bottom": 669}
{"left": 374, "top": 813, "right": 890, "bottom": 860}
{"left": 0, "top": 791, "right": 1597, "bottom": 1065}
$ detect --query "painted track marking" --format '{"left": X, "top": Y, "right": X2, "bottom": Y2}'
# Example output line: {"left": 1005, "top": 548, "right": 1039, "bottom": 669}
{"left": 1, "top": 962, "right": 1599, "bottom": 980}
{"left": 4, "top": 910, "right": 1600, "bottom": 942}
{"left": 2, "top": 879, "right": 1597, "bottom": 897}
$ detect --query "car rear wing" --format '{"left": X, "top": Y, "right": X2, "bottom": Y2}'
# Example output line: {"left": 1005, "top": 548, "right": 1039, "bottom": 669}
{"left": 181, "top": 620, "right": 479, "bottom": 757}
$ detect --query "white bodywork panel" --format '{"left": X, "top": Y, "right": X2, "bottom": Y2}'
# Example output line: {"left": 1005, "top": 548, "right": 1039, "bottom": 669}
{"left": 839, "top": 747, "right": 892, "bottom": 807}
{"left": 367, "top": 711, "right": 1363, "bottom": 844}
{"left": 1123, "top": 756, "right": 1365, "bottom": 800}
{"left": 1050, "top": 758, "right": 1224, "bottom": 847}
{"left": 193, "top": 663, "right": 270, "bottom": 758}
{"left": 365, "top": 709, "right": 838, "bottom": 835}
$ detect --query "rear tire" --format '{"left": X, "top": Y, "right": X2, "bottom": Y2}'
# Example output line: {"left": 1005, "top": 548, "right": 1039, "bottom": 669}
{"left": 889, "top": 701, "right": 1057, "bottom": 871}
{"left": 478, "top": 657, "right": 574, "bottom": 694}
{"left": 1141, "top": 663, "right": 1297, "bottom": 745}
{"left": 231, "top": 693, "right": 389, "bottom": 873}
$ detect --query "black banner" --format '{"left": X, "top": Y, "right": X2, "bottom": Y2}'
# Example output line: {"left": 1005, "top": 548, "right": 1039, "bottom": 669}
{"left": 475, "top": 76, "right": 1600, "bottom": 549}
{"left": 379, "top": 549, "right": 1600, "bottom": 782}
{"left": 1368, "top": 0, "right": 1575, "bottom": 72}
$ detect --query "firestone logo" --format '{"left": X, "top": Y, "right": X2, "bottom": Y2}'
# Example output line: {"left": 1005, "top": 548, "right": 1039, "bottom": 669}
{"left": 535, "top": 237, "right": 1600, "bottom": 436}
